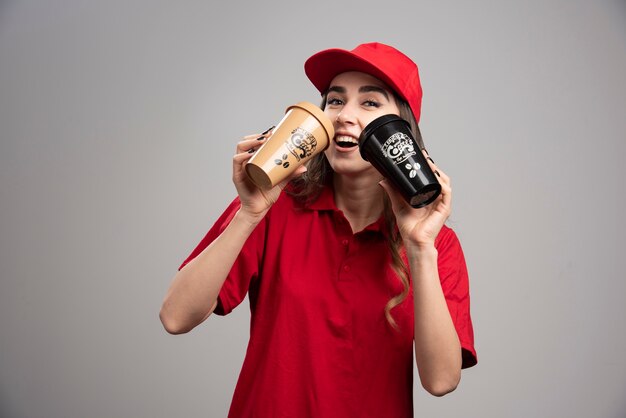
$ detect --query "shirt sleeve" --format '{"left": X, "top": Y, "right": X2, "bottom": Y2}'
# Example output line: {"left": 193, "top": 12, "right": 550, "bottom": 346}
{"left": 178, "top": 197, "right": 266, "bottom": 316}
{"left": 435, "top": 226, "right": 477, "bottom": 369}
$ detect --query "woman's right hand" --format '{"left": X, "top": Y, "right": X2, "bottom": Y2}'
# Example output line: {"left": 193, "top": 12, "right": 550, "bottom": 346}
{"left": 232, "top": 129, "right": 306, "bottom": 223}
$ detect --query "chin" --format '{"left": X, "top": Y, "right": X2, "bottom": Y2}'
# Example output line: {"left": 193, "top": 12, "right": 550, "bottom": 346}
{"left": 329, "top": 160, "right": 378, "bottom": 178}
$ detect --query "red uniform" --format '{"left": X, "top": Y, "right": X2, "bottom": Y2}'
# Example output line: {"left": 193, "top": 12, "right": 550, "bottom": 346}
{"left": 180, "top": 185, "right": 476, "bottom": 418}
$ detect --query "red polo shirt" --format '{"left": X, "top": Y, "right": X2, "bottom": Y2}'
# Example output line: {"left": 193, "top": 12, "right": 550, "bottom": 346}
{"left": 180, "top": 185, "right": 476, "bottom": 418}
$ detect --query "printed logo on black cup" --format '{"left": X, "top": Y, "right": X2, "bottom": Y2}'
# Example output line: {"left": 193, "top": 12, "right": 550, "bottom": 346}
{"left": 286, "top": 127, "right": 317, "bottom": 162}
{"left": 381, "top": 132, "right": 416, "bottom": 165}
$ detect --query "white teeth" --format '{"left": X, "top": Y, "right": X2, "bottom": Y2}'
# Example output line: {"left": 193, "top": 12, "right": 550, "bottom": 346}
{"left": 335, "top": 135, "right": 358, "bottom": 144}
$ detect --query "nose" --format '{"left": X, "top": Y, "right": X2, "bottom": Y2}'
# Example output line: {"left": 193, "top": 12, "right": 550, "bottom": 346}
{"left": 335, "top": 106, "right": 357, "bottom": 125}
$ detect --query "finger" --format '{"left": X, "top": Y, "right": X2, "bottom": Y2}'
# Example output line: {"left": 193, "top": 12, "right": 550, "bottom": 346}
{"left": 233, "top": 151, "right": 255, "bottom": 165}
{"left": 232, "top": 154, "right": 260, "bottom": 190}
{"left": 436, "top": 172, "right": 452, "bottom": 208}
{"left": 422, "top": 149, "right": 437, "bottom": 171}
{"left": 438, "top": 183, "right": 452, "bottom": 209}
{"left": 241, "top": 125, "right": 276, "bottom": 141}
{"left": 236, "top": 137, "right": 267, "bottom": 154}
{"left": 420, "top": 149, "right": 442, "bottom": 180}
{"left": 419, "top": 150, "right": 452, "bottom": 207}
{"left": 434, "top": 166, "right": 450, "bottom": 187}
{"left": 421, "top": 152, "right": 450, "bottom": 188}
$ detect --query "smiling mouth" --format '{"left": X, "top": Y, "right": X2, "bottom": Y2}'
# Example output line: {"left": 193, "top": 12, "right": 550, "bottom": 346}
{"left": 335, "top": 135, "right": 358, "bottom": 149}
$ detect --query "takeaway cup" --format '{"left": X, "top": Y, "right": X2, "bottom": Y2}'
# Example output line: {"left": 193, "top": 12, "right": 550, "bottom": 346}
{"left": 359, "top": 114, "right": 441, "bottom": 208}
{"left": 246, "top": 102, "right": 334, "bottom": 189}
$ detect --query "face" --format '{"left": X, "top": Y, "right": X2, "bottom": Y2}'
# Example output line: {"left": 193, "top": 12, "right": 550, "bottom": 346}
{"left": 323, "top": 71, "right": 400, "bottom": 177}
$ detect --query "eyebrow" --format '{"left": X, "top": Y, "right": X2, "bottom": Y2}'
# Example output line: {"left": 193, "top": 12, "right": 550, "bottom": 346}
{"left": 359, "top": 85, "right": 390, "bottom": 100}
{"left": 326, "top": 85, "right": 390, "bottom": 100}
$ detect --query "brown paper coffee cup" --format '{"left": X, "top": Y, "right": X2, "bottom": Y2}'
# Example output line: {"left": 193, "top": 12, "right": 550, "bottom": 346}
{"left": 245, "top": 101, "right": 334, "bottom": 189}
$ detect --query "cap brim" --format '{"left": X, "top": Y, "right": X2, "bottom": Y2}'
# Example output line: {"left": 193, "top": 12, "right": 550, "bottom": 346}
{"left": 304, "top": 48, "right": 401, "bottom": 98}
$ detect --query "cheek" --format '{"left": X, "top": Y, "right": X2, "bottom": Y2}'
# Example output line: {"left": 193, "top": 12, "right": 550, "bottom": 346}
{"left": 324, "top": 108, "right": 338, "bottom": 122}
{"left": 356, "top": 115, "right": 380, "bottom": 132}
{"left": 360, "top": 109, "right": 399, "bottom": 128}
{"left": 323, "top": 147, "right": 336, "bottom": 164}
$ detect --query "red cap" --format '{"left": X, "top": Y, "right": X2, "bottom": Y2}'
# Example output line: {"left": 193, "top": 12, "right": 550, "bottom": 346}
{"left": 304, "top": 42, "right": 423, "bottom": 122}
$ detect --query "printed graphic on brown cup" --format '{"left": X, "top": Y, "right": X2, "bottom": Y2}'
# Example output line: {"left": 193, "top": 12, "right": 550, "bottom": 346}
{"left": 359, "top": 114, "right": 441, "bottom": 208}
{"left": 246, "top": 102, "right": 334, "bottom": 189}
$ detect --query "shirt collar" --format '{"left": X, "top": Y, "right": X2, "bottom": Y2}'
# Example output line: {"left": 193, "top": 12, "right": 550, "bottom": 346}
{"left": 304, "top": 183, "right": 390, "bottom": 238}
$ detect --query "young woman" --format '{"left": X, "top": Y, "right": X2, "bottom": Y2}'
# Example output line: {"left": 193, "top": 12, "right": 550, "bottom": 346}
{"left": 160, "top": 42, "right": 477, "bottom": 418}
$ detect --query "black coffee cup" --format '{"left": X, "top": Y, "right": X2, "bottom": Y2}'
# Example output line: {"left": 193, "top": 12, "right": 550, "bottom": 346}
{"left": 359, "top": 114, "right": 441, "bottom": 208}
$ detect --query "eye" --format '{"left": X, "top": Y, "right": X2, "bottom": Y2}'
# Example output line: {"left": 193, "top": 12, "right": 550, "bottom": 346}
{"left": 326, "top": 97, "right": 344, "bottom": 107}
{"left": 363, "top": 99, "right": 381, "bottom": 108}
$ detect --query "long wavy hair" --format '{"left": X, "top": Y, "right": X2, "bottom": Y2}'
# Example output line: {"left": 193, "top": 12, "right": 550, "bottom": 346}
{"left": 288, "top": 91, "right": 424, "bottom": 330}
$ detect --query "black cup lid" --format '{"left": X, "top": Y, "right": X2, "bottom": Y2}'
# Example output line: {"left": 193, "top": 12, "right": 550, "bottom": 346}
{"left": 358, "top": 114, "right": 412, "bottom": 161}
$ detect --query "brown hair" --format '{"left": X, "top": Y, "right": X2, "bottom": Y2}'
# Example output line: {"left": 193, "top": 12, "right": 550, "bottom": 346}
{"left": 288, "top": 93, "right": 423, "bottom": 329}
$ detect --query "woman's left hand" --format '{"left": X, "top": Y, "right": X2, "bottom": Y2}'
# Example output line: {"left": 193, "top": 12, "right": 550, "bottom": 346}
{"left": 379, "top": 150, "right": 452, "bottom": 248}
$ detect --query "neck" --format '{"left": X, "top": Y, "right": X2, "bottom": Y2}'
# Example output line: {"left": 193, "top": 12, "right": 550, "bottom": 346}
{"left": 333, "top": 171, "right": 385, "bottom": 233}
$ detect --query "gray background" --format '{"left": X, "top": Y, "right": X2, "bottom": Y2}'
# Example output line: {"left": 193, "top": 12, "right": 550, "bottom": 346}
{"left": 1, "top": 1, "right": 625, "bottom": 417}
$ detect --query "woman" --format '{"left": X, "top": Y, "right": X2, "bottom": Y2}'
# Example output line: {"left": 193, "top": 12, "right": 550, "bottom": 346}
{"left": 160, "top": 42, "right": 477, "bottom": 417}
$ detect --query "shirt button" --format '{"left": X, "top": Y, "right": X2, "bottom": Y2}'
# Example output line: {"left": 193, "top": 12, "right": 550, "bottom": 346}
{"left": 343, "top": 265, "right": 350, "bottom": 272}
{"left": 341, "top": 239, "right": 349, "bottom": 246}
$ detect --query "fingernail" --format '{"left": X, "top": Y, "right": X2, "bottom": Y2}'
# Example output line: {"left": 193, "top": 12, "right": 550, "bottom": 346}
{"left": 427, "top": 156, "right": 435, "bottom": 164}
{"left": 421, "top": 148, "right": 429, "bottom": 155}
{"left": 248, "top": 148, "right": 256, "bottom": 153}
{"left": 255, "top": 126, "right": 276, "bottom": 141}
{"left": 261, "top": 125, "right": 275, "bottom": 135}
{"left": 435, "top": 170, "right": 440, "bottom": 177}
